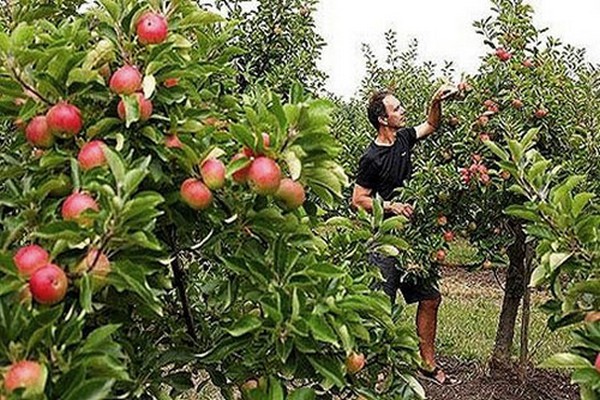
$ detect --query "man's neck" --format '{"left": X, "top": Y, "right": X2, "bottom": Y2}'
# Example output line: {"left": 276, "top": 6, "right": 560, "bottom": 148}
{"left": 375, "top": 126, "right": 396, "bottom": 146}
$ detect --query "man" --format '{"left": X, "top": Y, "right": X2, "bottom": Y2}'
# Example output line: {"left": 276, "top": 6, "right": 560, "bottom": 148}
{"left": 351, "top": 85, "right": 457, "bottom": 385}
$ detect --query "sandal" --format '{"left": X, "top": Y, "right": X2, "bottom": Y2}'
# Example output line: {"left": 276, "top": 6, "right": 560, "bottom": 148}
{"left": 418, "top": 366, "right": 461, "bottom": 386}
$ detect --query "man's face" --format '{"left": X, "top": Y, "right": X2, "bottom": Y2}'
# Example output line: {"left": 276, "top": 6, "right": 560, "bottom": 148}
{"left": 382, "top": 95, "right": 406, "bottom": 129}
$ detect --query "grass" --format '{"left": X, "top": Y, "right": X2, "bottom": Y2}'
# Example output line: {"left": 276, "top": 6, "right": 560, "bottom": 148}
{"left": 403, "top": 266, "right": 573, "bottom": 365}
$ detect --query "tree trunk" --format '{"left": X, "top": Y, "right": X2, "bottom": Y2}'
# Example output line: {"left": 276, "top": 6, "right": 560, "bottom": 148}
{"left": 490, "top": 219, "right": 527, "bottom": 370}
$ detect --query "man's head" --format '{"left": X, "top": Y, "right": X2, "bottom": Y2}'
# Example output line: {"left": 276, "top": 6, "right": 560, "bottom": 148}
{"left": 367, "top": 91, "right": 406, "bottom": 131}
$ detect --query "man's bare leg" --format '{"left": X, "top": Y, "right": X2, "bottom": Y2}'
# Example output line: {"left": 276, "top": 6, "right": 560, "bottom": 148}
{"left": 416, "top": 296, "right": 447, "bottom": 382}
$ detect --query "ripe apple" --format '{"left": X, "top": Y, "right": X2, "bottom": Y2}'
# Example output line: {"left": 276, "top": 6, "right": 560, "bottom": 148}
{"left": 437, "top": 215, "right": 447, "bottom": 226}
{"left": 274, "top": 178, "right": 306, "bottom": 209}
{"left": 163, "top": 77, "right": 179, "bottom": 88}
{"left": 495, "top": 47, "right": 512, "bottom": 61}
{"left": 482, "top": 260, "right": 493, "bottom": 269}
{"left": 471, "top": 154, "right": 482, "bottom": 163}
{"left": 534, "top": 108, "right": 548, "bottom": 119}
{"left": 46, "top": 102, "right": 83, "bottom": 138}
{"left": 457, "top": 81, "right": 472, "bottom": 92}
{"left": 231, "top": 153, "right": 251, "bottom": 184}
{"left": 200, "top": 158, "right": 226, "bottom": 190}
{"left": 477, "top": 115, "right": 489, "bottom": 127}
{"left": 242, "top": 133, "right": 271, "bottom": 158}
{"left": 180, "top": 178, "right": 213, "bottom": 210}
{"left": 436, "top": 249, "right": 446, "bottom": 262}
{"left": 522, "top": 58, "right": 534, "bottom": 68}
{"left": 511, "top": 99, "right": 524, "bottom": 109}
{"left": 500, "top": 170, "right": 511, "bottom": 180}
{"left": 165, "top": 134, "right": 183, "bottom": 149}
{"left": 29, "top": 263, "right": 68, "bottom": 305}
{"left": 479, "top": 173, "right": 491, "bottom": 185}
{"left": 13, "top": 245, "right": 49, "bottom": 277}
{"left": 117, "top": 92, "right": 153, "bottom": 121}
{"left": 443, "top": 231, "right": 455, "bottom": 242}
{"left": 595, "top": 353, "right": 600, "bottom": 372}
{"left": 78, "top": 140, "right": 107, "bottom": 170}
{"left": 247, "top": 157, "right": 281, "bottom": 195}
{"left": 584, "top": 312, "right": 600, "bottom": 323}
{"left": 479, "top": 133, "right": 490, "bottom": 142}
{"left": 74, "top": 248, "right": 111, "bottom": 289}
{"left": 25, "top": 116, "right": 54, "bottom": 148}
{"left": 3, "top": 360, "right": 46, "bottom": 394}
{"left": 345, "top": 352, "right": 365, "bottom": 374}
{"left": 109, "top": 65, "right": 142, "bottom": 95}
{"left": 61, "top": 192, "right": 99, "bottom": 224}
{"left": 136, "top": 12, "right": 168, "bottom": 45}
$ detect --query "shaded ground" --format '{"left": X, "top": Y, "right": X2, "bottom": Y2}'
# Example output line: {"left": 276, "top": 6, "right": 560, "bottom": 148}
{"left": 415, "top": 265, "right": 579, "bottom": 400}
{"left": 420, "top": 355, "right": 579, "bottom": 400}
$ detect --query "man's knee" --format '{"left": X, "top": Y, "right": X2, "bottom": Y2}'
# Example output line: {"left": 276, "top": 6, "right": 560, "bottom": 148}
{"left": 421, "top": 294, "right": 442, "bottom": 309}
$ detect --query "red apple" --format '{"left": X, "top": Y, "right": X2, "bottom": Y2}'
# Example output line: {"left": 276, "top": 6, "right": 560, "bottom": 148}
{"left": 231, "top": 153, "right": 252, "bottom": 184}
{"left": 479, "top": 133, "right": 490, "bottom": 142}
{"left": 180, "top": 178, "right": 213, "bottom": 210}
{"left": 443, "top": 231, "right": 455, "bottom": 242}
{"left": 345, "top": 352, "right": 365, "bottom": 374}
{"left": 436, "top": 249, "right": 446, "bottom": 262}
{"left": 437, "top": 215, "right": 447, "bottom": 226}
{"left": 522, "top": 58, "right": 534, "bottom": 68}
{"left": 29, "top": 264, "right": 68, "bottom": 305}
{"left": 46, "top": 102, "right": 83, "bottom": 138}
{"left": 136, "top": 12, "right": 168, "bottom": 45}
{"left": 163, "top": 77, "right": 179, "bottom": 88}
{"left": 3, "top": 360, "right": 46, "bottom": 394}
{"left": 274, "top": 178, "right": 306, "bottom": 209}
{"left": 200, "top": 158, "right": 226, "bottom": 190}
{"left": 247, "top": 157, "right": 281, "bottom": 195}
{"left": 477, "top": 115, "right": 489, "bottom": 127}
{"left": 117, "top": 92, "right": 153, "bottom": 122}
{"left": 479, "top": 173, "right": 491, "bottom": 185}
{"left": 25, "top": 116, "right": 54, "bottom": 148}
{"left": 495, "top": 48, "right": 512, "bottom": 61}
{"left": 13, "top": 245, "right": 49, "bottom": 277}
{"left": 534, "top": 108, "right": 548, "bottom": 119}
{"left": 61, "top": 192, "right": 99, "bottom": 224}
{"left": 74, "top": 248, "right": 111, "bottom": 289}
{"left": 511, "top": 99, "right": 524, "bottom": 109}
{"left": 595, "top": 353, "right": 600, "bottom": 372}
{"left": 457, "top": 81, "right": 472, "bottom": 92}
{"left": 584, "top": 312, "right": 600, "bottom": 323}
{"left": 165, "top": 134, "right": 182, "bottom": 149}
{"left": 500, "top": 170, "right": 511, "bottom": 180}
{"left": 78, "top": 140, "right": 107, "bottom": 170}
{"left": 109, "top": 65, "right": 142, "bottom": 95}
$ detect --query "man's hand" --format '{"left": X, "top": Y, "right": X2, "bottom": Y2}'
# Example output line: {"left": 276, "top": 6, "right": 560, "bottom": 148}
{"left": 385, "top": 202, "right": 414, "bottom": 218}
{"left": 433, "top": 83, "right": 459, "bottom": 103}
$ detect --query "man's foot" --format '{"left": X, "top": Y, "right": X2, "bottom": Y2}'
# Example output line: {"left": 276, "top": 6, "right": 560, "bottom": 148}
{"left": 418, "top": 366, "right": 460, "bottom": 386}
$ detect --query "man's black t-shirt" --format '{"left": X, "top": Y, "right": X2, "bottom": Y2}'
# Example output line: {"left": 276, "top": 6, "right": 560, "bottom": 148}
{"left": 355, "top": 127, "right": 418, "bottom": 200}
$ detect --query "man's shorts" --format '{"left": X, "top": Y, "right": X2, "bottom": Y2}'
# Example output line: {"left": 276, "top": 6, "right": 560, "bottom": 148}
{"left": 368, "top": 252, "right": 440, "bottom": 305}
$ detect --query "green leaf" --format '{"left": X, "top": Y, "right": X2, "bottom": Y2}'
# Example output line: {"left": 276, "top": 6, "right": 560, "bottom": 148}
{"left": 572, "top": 193, "right": 595, "bottom": 218}
{"left": 375, "top": 245, "right": 399, "bottom": 257}
{"left": 305, "top": 263, "right": 345, "bottom": 279}
{"left": 80, "top": 273, "right": 93, "bottom": 313}
{"left": 380, "top": 216, "right": 407, "bottom": 232}
{"left": 549, "top": 252, "right": 572, "bottom": 271}
{"left": 520, "top": 127, "right": 540, "bottom": 150}
{"left": 122, "top": 168, "right": 148, "bottom": 197}
{"left": 526, "top": 160, "right": 551, "bottom": 184}
{"left": 62, "top": 378, "right": 115, "bottom": 400}
{"left": 225, "top": 315, "right": 262, "bottom": 337}
{"left": 484, "top": 140, "right": 509, "bottom": 161}
{"left": 67, "top": 68, "right": 104, "bottom": 87}
{"left": 103, "top": 146, "right": 125, "bottom": 185}
{"left": 307, "top": 314, "right": 338, "bottom": 345}
{"left": 179, "top": 10, "right": 224, "bottom": 28}
{"left": 283, "top": 150, "right": 302, "bottom": 180}
{"left": 504, "top": 205, "right": 540, "bottom": 222}
{"left": 541, "top": 353, "right": 591, "bottom": 369}
{"left": 288, "top": 388, "right": 315, "bottom": 400}
{"left": 306, "top": 355, "right": 345, "bottom": 388}
{"left": 508, "top": 140, "right": 523, "bottom": 163}
{"left": 81, "top": 325, "right": 121, "bottom": 353}
{"left": 142, "top": 75, "right": 156, "bottom": 99}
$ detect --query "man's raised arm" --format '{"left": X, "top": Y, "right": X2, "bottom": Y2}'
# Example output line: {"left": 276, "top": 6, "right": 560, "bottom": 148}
{"left": 415, "top": 83, "right": 458, "bottom": 139}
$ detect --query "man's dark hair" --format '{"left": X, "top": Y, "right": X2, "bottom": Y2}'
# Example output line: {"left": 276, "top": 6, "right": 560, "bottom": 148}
{"left": 367, "top": 90, "right": 392, "bottom": 130}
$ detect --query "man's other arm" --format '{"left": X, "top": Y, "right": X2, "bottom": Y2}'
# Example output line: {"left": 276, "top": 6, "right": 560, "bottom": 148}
{"left": 351, "top": 184, "right": 413, "bottom": 217}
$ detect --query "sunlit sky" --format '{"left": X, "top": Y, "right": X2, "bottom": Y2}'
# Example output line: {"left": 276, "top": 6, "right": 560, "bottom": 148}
{"left": 314, "top": 0, "right": 600, "bottom": 98}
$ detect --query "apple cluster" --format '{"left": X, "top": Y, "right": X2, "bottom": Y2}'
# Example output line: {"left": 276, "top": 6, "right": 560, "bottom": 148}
{"left": 180, "top": 133, "right": 307, "bottom": 211}
{"left": 459, "top": 154, "right": 490, "bottom": 186}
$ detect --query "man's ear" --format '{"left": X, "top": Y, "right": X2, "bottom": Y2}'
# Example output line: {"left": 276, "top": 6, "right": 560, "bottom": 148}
{"left": 378, "top": 116, "right": 388, "bottom": 126}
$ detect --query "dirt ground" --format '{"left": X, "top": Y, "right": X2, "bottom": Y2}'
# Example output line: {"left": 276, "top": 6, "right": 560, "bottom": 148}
{"left": 419, "top": 355, "right": 579, "bottom": 400}
{"left": 418, "top": 266, "right": 580, "bottom": 400}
